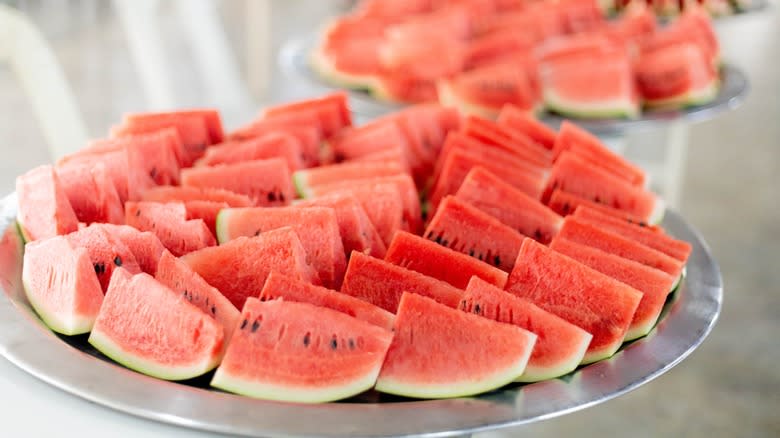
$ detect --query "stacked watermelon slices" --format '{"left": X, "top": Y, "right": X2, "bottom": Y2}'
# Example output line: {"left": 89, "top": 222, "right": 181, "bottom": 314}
{"left": 15, "top": 92, "right": 692, "bottom": 403}
{"left": 313, "top": 0, "right": 721, "bottom": 119}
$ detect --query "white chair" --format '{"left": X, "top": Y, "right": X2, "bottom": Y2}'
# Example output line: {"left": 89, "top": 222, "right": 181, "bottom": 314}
{"left": 0, "top": 4, "right": 88, "bottom": 160}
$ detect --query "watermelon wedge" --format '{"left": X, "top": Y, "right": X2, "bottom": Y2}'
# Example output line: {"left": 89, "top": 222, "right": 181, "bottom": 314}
{"left": 66, "top": 224, "right": 142, "bottom": 292}
{"left": 497, "top": 104, "right": 557, "bottom": 150}
{"left": 258, "top": 272, "right": 394, "bottom": 330}
{"left": 15, "top": 165, "right": 79, "bottom": 242}
{"left": 22, "top": 236, "right": 104, "bottom": 335}
{"left": 385, "top": 231, "right": 508, "bottom": 289}
{"left": 340, "top": 251, "right": 464, "bottom": 313}
{"left": 57, "top": 146, "right": 153, "bottom": 203}
{"left": 182, "top": 228, "right": 320, "bottom": 309}
{"left": 98, "top": 224, "right": 166, "bottom": 275}
{"left": 195, "top": 133, "right": 304, "bottom": 171}
{"left": 228, "top": 117, "right": 322, "bottom": 168}
{"left": 261, "top": 92, "right": 352, "bottom": 139}
{"left": 181, "top": 158, "right": 293, "bottom": 207}
{"left": 211, "top": 298, "right": 392, "bottom": 403}
{"left": 636, "top": 43, "right": 718, "bottom": 108}
{"left": 215, "top": 207, "right": 346, "bottom": 289}
{"left": 327, "top": 119, "right": 411, "bottom": 165}
{"left": 125, "top": 202, "right": 216, "bottom": 257}
{"left": 506, "top": 238, "right": 642, "bottom": 364}
{"left": 459, "top": 116, "right": 552, "bottom": 167}
{"left": 375, "top": 293, "right": 536, "bottom": 399}
{"left": 112, "top": 112, "right": 212, "bottom": 167}
{"left": 460, "top": 276, "right": 592, "bottom": 382}
{"left": 55, "top": 162, "right": 124, "bottom": 225}
{"left": 88, "top": 269, "right": 224, "bottom": 380}
{"left": 292, "top": 161, "right": 406, "bottom": 198}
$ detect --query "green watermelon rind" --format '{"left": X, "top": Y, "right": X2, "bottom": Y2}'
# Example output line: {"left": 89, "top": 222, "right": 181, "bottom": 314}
{"left": 436, "top": 80, "right": 545, "bottom": 121}
{"left": 291, "top": 172, "right": 312, "bottom": 199}
{"left": 309, "top": 45, "right": 380, "bottom": 92}
{"left": 375, "top": 338, "right": 535, "bottom": 399}
{"left": 517, "top": 330, "right": 593, "bottom": 383}
{"left": 15, "top": 219, "right": 31, "bottom": 244}
{"left": 210, "top": 361, "right": 384, "bottom": 403}
{"left": 643, "top": 80, "right": 720, "bottom": 110}
{"left": 544, "top": 96, "right": 640, "bottom": 120}
{"left": 88, "top": 326, "right": 221, "bottom": 381}
{"left": 214, "top": 208, "right": 232, "bottom": 244}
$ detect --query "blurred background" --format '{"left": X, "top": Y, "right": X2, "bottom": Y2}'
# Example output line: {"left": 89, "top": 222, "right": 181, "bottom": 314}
{"left": 0, "top": 1, "right": 778, "bottom": 437}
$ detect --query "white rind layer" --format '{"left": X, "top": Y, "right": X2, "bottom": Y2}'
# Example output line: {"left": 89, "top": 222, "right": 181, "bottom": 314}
{"left": 375, "top": 331, "right": 537, "bottom": 399}
{"left": 309, "top": 45, "right": 380, "bottom": 91}
{"left": 23, "top": 280, "right": 95, "bottom": 336}
{"left": 648, "top": 197, "right": 667, "bottom": 226}
{"left": 88, "top": 327, "right": 220, "bottom": 381}
{"left": 517, "top": 331, "right": 593, "bottom": 383}
{"left": 210, "top": 361, "right": 384, "bottom": 403}
{"left": 543, "top": 88, "right": 640, "bottom": 119}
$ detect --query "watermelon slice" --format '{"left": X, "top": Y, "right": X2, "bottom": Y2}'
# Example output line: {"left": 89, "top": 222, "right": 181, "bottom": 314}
{"left": 573, "top": 206, "right": 690, "bottom": 261}
{"left": 460, "top": 276, "right": 593, "bottom": 382}
{"left": 182, "top": 200, "right": 229, "bottom": 236}
{"left": 455, "top": 167, "right": 563, "bottom": 244}
{"left": 462, "top": 29, "right": 536, "bottom": 70}
{"left": 552, "top": 121, "right": 646, "bottom": 186}
{"left": 15, "top": 165, "right": 79, "bottom": 242}
{"left": 506, "top": 238, "right": 642, "bottom": 363}
{"left": 211, "top": 298, "right": 392, "bottom": 403}
{"left": 261, "top": 92, "right": 352, "bottom": 139}
{"left": 550, "top": 238, "right": 675, "bottom": 340}
{"left": 22, "top": 236, "right": 104, "bottom": 335}
{"left": 98, "top": 224, "right": 166, "bottom": 275}
{"left": 141, "top": 186, "right": 253, "bottom": 208}
{"left": 258, "top": 272, "right": 394, "bottom": 330}
{"left": 124, "top": 202, "right": 216, "bottom": 257}
{"left": 544, "top": 152, "right": 664, "bottom": 222}
{"left": 228, "top": 117, "right": 322, "bottom": 168}
{"left": 345, "top": 146, "right": 410, "bottom": 174}
{"left": 55, "top": 162, "right": 124, "bottom": 225}
{"left": 181, "top": 158, "right": 293, "bottom": 207}
{"left": 182, "top": 228, "right": 320, "bottom": 309}
{"left": 88, "top": 269, "right": 224, "bottom": 380}
{"left": 66, "top": 224, "right": 142, "bottom": 292}
{"left": 547, "top": 188, "right": 660, "bottom": 226}
{"left": 459, "top": 116, "right": 552, "bottom": 167}
{"left": 112, "top": 113, "right": 211, "bottom": 167}
{"left": 215, "top": 207, "right": 346, "bottom": 289}
{"left": 424, "top": 196, "right": 525, "bottom": 271}
{"left": 327, "top": 119, "right": 411, "bottom": 165}
{"left": 340, "top": 251, "right": 464, "bottom": 313}
{"left": 385, "top": 231, "right": 508, "bottom": 289}
{"left": 154, "top": 251, "right": 240, "bottom": 346}
{"left": 57, "top": 146, "right": 153, "bottom": 203}
{"left": 636, "top": 43, "right": 718, "bottom": 108}
{"left": 375, "top": 292, "right": 536, "bottom": 399}
{"left": 497, "top": 104, "right": 557, "bottom": 150}
{"left": 195, "top": 133, "right": 304, "bottom": 171}
{"left": 292, "top": 161, "right": 406, "bottom": 198}
{"left": 556, "top": 217, "right": 684, "bottom": 278}
{"left": 295, "top": 194, "right": 387, "bottom": 259}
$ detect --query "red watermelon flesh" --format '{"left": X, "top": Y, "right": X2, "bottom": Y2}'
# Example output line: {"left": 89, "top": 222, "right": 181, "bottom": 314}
{"left": 125, "top": 202, "right": 216, "bottom": 257}
{"left": 113, "top": 114, "right": 211, "bottom": 167}
{"left": 506, "top": 238, "right": 642, "bottom": 364}
{"left": 557, "top": 0, "right": 606, "bottom": 33}
{"left": 459, "top": 117, "right": 552, "bottom": 167}
{"left": 141, "top": 186, "right": 253, "bottom": 208}
{"left": 635, "top": 43, "right": 717, "bottom": 107}
{"left": 259, "top": 272, "right": 394, "bottom": 331}
{"left": 262, "top": 92, "right": 351, "bottom": 139}
{"left": 195, "top": 132, "right": 304, "bottom": 171}
{"left": 210, "top": 298, "right": 392, "bottom": 403}
{"left": 640, "top": 15, "right": 718, "bottom": 66}
{"left": 455, "top": 167, "right": 562, "bottom": 244}
{"left": 215, "top": 207, "right": 346, "bottom": 289}
{"left": 15, "top": 165, "right": 79, "bottom": 242}
{"left": 345, "top": 147, "right": 410, "bottom": 174}
{"left": 163, "top": 109, "right": 224, "bottom": 144}
{"left": 66, "top": 224, "right": 142, "bottom": 292}
{"left": 292, "top": 161, "right": 405, "bottom": 198}
{"left": 98, "top": 224, "right": 166, "bottom": 275}
{"left": 182, "top": 228, "right": 320, "bottom": 309}
{"left": 557, "top": 217, "right": 683, "bottom": 278}
{"left": 385, "top": 231, "right": 507, "bottom": 289}
{"left": 183, "top": 200, "right": 229, "bottom": 236}
{"left": 295, "top": 194, "right": 387, "bottom": 259}
{"left": 84, "top": 128, "right": 182, "bottom": 186}
{"left": 497, "top": 104, "right": 557, "bottom": 150}
{"left": 181, "top": 158, "right": 293, "bottom": 207}
{"left": 547, "top": 188, "right": 660, "bottom": 226}
{"left": 328, "top": 119, "right": 412, "bottom": 166}
{"left": 22, "top": 236, "right": 104, "bottom": 335}
{"left": 155, "top": 251, "right": 240, "bottom": 347}
{"left": 310, "top": 184, "right": 404, "bottom": 246}
{"left": 460, "top": 276, "right": 592, "bottom": 382}
{"left": 544, "top": 152, "right": 661, "bottom": 222}
{"left": 573, "top": 204, "right": 662, "bottom": 232}
{"left": 379, "top": 33, "right": 466, "bottom": 81}
{"left": 228, "top": 118, "right": 321, "bottom": 168}
{"left": 424, "top": 196, "right": 525, "bottom": 272}
{"left": 305, "top": 174, "right": 421, "bottom": 234}
{"left": 550, "top": 238, "right": 675, "bottom": 341}
{"left": 429, "top": 147, "right": 547, "bottom": 208}
{"left": 375, "top": 292, "right": 536, "bottom": 399}
{"left": 552, "top": 121, "right": 646, "bottom": 186}
{"left": 372, "top": 73, "right": 439, "bottom": 104}
{"left": 340, "top": 251, "right": 464, "bottom": 313}
{"left": 55, "top": 161, "right": 124, "bottom": 225}
{"left": 58, "top": 146, "right": 152, "bottom": 202}
{"left": 463, "top": 29, "right": 535, "bottom": 70}
{"left": 88, "top": 269, "right": 224, "bottom": 380}
{"left": 573, "top": 206, "right": 690, "bottom": 262}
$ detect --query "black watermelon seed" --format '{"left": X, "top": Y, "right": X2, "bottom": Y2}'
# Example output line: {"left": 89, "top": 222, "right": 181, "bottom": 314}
{"left": 562, "top": 202, "right": 570, "bottom": 214}
{"left": 469, "top": 249, "right": 475, "bottom": 257}
{"left": 251, "top": 320, "right": 260, "bottom": 333}
{"left": 149, "top": 167, "right": 157, "bottom": 179}
{"left": 639, "top": 222, "right": 648, "bottom": 227}
{"left": 534, "top": 229, "right": 542, "bottom": 240}
{"left": 211, "top": 305, "right": 216, "bottom": 315}
{"left": 594, "top": 196, "right": 601, "bottom": 203}
{"left": 493, "top": 255, "right": 501, "bottom": 267}
{"left": 135, "top": 209, "right": 141, "bottom": 217}
{"left": 254, "top": 229, "right": 262, "bottom": 236}
{"left": 303, "top": 333, "right": 311, "bottom": 346}
{"left": 240, "top": 319, "right": 248, "bottom": 330}
{"left": 425, "top": 230, "right": 433, "bottom": 239}
{"left": 330, "top": 338, "right": 338, "bottom": 350}
{"left": 113, "top": 255, "right": 122, "bottom": 267}
{"left": 267, "top": 192, "right": 277, "bottom": 202}
{"left": 348, "top": 339, "right": 356, "bottom": 350}
{"left": 478, "top": 253, "right": 484, "bottom": 261}
{"left": 474, "top": 304, "right": 481, "bottom": 315}
{"left": 441, "top": 239, "right": 449, "bottom": 247}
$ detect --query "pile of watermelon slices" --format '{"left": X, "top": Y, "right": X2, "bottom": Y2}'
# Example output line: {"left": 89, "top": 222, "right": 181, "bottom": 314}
{"left": 313, "top": 0, "right": 721, "bottom": 119}
{"left": 14, "top": 92, "right": 692, "bottom": 403}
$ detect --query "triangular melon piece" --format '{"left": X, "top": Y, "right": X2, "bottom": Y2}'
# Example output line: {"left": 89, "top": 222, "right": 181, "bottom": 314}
{"left": 125, "top": 202, "right": 215, "bottom": 257}
{"left": 66, "top": 224, "right": 142, "bottom": 292}
{"left": 181, "top": 158, "right": 293, "bottom": 207}
{"left": 15, "top": 165, "right": 79, "bottom": 242}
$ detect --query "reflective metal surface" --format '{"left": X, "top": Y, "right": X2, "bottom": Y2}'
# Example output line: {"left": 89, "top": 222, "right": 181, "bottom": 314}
{"left": 0, "top": 193, "right": 722, "bottom": 437}
{"left": 278, "top": 36, "right": 749, "bottom": 133}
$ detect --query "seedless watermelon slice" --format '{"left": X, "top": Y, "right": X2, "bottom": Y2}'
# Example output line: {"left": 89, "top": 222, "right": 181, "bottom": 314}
{"left": 375, "top": 292, "right": 536, "bottom": 399}
{"left": 211, "top": 298, "right": 393, "bottom": 403}
{"left": 89, "top": 269, "right": 224, "bottom": 380}
{"left": 460, "top": 277, "right": 592, "bottom": 382}
{"left": 15, "top": 165, "right": 79, "bottom": 242}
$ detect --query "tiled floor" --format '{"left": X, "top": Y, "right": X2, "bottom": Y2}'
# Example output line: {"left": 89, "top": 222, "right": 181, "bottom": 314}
{"left": 0, "top": 1, "right": 778, "bottom": 437}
